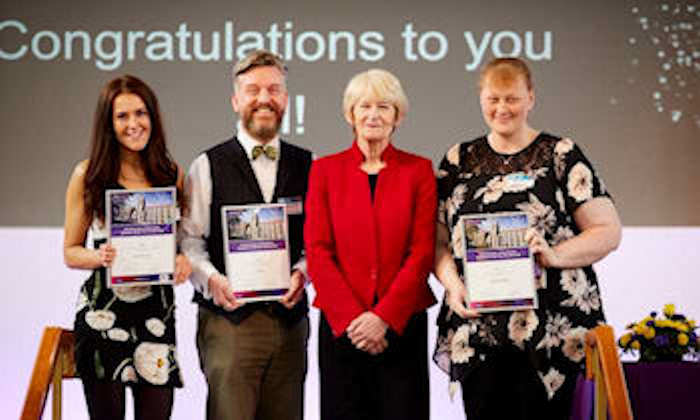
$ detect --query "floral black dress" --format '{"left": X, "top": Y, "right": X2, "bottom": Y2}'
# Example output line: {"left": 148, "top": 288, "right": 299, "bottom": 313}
{"left": 433, "top": 133, "right": 609, "bottom": 402}
{"left": 73, "top": 218, "right": 183, "bottom": 387}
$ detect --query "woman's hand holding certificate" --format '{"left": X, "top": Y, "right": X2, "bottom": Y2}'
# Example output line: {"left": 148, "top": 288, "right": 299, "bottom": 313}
{"left": 97, "top": 243, "right": 116, "bottom": 267}
{"left": 174, "top": 254, "right": 192, "bottom": 284}
{"left": 525, "top": 229, "right": 560, "bottom": 268}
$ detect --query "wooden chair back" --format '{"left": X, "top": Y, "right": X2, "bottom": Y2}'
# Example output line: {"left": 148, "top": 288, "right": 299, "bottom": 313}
{"left": 21, "top": 327, "right": 78, "bottom": 420}
{"left": 584, "top": 324, "right": 634, "bottom": 420}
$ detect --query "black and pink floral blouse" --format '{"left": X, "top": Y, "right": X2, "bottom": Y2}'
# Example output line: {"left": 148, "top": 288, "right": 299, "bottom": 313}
{"left": 433, "top": 132, "right": 610, "bottom": 401}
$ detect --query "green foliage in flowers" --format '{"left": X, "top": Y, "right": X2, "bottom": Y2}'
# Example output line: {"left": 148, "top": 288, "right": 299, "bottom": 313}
{"left": 618, "top": 304, "right": 699, "bottom": 362}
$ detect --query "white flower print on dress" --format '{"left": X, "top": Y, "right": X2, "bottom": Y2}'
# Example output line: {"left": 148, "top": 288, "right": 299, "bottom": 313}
{"left": 120, "top": 365, "right": 137, "bottom": 382}
{"left": 75, "top": 289, "right": 89, "bottom": 313}
{"left": 445, "top": 184, "right": 467, "bottom": 224}
{"left": 536, "top": 313, "right": 572, "bottom": 351}
{"left": 562, "top": 327, "right": 588, "bottom": 362}
{"left": 437, "top": 168, "right": 449, "bottom": 179}
{"left": 134, "top": 342, "right": 170, "bottom": 385}
{"left": 555, "top": 188, "right": 566, "bottom": 213}
{"left": 554, "top": 138, "right": 574, "bottom": 180}
{"left": 530, "top": 167, "right": 549, "bottom": 179}
{"left": 552, "top": 226, "right": 574, "bottom": 246}
{"left": 450, "top": 325, "right": 475, "bottom": 364}
{"left": 434, "top": 329, "right": 454, "bottom": 372}
{"left": 145, "top": 318, "right": 166, "bottom": 337}
{"left": 85, "top": 310, "right": 116, "bottom": 331}
{"left": 112, "top": 285, "right": 152, "bottom": 303}
{"left": 474, "top": 176, "right": 506, "bottom": 204}
{"left": 508, "top": 310, "right": 539, "bottom": 349}
{"left": 540, "top": 367, "right": 566, "bottom": 400}
{"left": 562, "top": 284, "right": 601, "bottom": 314}
{"left": 446, "top": 144, "right": 461, "bottom": 166}
{"left": 107, "top": 328, "right": 130, "bottom": 342}
{"left": 567, "top": 162, "right": 593, "bottom": 203}
{"left": 473, "top": 316, "right": 499, "bottom": 346}
{"left": 560, "top": 268, "right": 588, "bottom": 297}
{"left": 516, "top": 193, "right": 556, "bottom": 235}
{"left": 451, "top": 184, "right": 467, "bottom": 212}
{"left": 554, "top": 138, "right": 574, "bottom": 156}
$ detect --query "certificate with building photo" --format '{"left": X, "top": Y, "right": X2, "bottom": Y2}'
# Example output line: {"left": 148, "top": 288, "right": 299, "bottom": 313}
{"left": 106, "top": 187, "right": 178, "bottom": 287}
{"left": 459, "top": 211, "right": 538, "bottom": 312}
{"left": 221, "top": 204, "right": 290, "bottom": 302}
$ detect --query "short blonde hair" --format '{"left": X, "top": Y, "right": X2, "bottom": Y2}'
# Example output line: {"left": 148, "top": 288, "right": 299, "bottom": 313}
{"left": 479, "top": 57, "right": 533, "bottom": 91}
{"left": 343, "top": 69, "right": 408, "bottom": 123}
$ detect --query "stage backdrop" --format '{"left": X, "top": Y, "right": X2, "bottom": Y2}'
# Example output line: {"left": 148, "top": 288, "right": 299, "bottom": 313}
{"left": 1, "top": 0, "right": 699, "bottom": 418}
{"left": 1, "top": 0, "right": 699, "bottom": 225}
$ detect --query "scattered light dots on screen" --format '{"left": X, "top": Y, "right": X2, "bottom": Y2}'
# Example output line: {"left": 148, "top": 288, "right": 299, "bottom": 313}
{"left": 621, "top": 1, "right": 700, "bottom": 126}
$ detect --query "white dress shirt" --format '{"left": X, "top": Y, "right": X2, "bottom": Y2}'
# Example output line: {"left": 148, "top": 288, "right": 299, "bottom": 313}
{"left": 180, "top": 121, "right": 305, "bottom": 298}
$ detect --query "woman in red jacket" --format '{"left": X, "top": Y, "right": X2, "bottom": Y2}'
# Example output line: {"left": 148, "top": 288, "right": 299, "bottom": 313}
{"left": 305, "top": 69, "right": 437, "bottom": 420}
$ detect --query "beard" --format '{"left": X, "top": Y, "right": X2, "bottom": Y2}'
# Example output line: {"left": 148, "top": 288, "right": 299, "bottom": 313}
{"left": 242, "top": 103, "right": 284, "bottom": 141}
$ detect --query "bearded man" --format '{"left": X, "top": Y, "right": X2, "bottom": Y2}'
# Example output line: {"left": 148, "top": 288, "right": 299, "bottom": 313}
{"left": 181, "top": 49, "right": 312, "bottom": 420}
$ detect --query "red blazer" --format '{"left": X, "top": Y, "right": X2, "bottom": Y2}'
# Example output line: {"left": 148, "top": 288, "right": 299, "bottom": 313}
{"left": 305, "top": 142, "right": 437, "bottom": 337}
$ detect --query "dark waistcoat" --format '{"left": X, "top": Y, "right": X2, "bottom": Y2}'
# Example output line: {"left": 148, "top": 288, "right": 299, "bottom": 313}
{"left": 192, "top": 136, "right": 312, "bottom": 325}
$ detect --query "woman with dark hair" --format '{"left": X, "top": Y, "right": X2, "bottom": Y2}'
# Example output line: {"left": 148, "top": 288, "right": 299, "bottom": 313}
{"left": 433, "top": 58, "right": 621, "bottom": 419}
{"left": 63, "top": 75, "right": 191, "bottom": 420}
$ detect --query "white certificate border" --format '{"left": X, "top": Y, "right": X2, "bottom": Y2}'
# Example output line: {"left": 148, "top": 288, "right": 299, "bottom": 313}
{"left": 459, "top": 211, "right": 538, "bottom": 313}
{"left": 221, "top": 203, "right": 291, "bottom": 302}
{"left": 105, "top": 186, "right": 177, "bottom": 288}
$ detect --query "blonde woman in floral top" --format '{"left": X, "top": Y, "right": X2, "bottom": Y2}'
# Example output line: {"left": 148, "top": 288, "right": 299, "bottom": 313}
{"left": 433, "top": 58, "right": 621, "bottom": 420}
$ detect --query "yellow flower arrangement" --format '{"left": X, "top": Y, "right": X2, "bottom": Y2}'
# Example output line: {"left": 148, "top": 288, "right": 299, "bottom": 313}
{"left": 618, "top": 304, "right": 699, "bottom": 362}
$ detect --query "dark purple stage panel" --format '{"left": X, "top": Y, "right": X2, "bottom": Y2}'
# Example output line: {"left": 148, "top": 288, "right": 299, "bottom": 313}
{"left": 623, "top": 362, "right": 700, "bottom": 420}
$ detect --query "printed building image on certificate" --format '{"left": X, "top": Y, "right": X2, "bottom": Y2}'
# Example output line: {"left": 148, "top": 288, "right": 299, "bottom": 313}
{"left": 227, "top": 207, "right": 285, "bottom": 242}
{"left": 223, "top": 205, "right": 290, "bottom": 302}
{"left": 461, "top": 212, "right": 537, "bottom": 312}
{"left": 107, "top": 188, "right": 177, "bottom": 286}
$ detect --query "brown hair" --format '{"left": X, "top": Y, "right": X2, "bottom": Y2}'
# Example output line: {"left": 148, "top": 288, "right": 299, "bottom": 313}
{"left": 232, "top": 49, "right": 288, "bottom": 91}
{"left": 84, "top": 75, "right": 183, "bottom": 220}
{"left": 479, "top": 57, "right": 533, "bottom": 91}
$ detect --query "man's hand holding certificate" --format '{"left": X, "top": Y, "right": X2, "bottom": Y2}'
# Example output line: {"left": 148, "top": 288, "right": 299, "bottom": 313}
{"left": 208, "top": 273, "right": 243, "bottom": 311}
{"left": 458, "top": 212, "right": 539, "bottom": 313}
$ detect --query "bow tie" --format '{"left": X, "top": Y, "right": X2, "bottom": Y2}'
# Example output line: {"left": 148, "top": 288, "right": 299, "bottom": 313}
{"left": 251, "top": 145, "right": 278, "bottom": 161}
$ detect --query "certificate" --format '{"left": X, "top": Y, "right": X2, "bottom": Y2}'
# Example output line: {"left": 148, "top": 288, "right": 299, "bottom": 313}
{"left": 458, "top": 211, "right": 538, "bottom": 312}
{"left": 221, "top": 204, "right": 290, "bottom": 302}
{"left": 106, "top": 187, "right": 177, "bottom": 287}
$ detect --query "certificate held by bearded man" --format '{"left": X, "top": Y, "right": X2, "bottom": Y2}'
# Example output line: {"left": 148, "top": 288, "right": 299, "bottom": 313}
{"left": 221, "top": 203, "right": 291, "bottom": 302}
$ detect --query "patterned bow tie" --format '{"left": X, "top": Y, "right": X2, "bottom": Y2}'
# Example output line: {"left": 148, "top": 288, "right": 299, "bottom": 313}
{"left": 251, "top": 145, "right": 278, "bottom": 160}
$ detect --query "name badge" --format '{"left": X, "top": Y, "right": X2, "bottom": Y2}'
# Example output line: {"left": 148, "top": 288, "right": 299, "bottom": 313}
{"left": 503, "top": 173, "right": 534, "bottom": 192}
{"left": 278, "top": 196, "right": 303, "bottom": 215}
